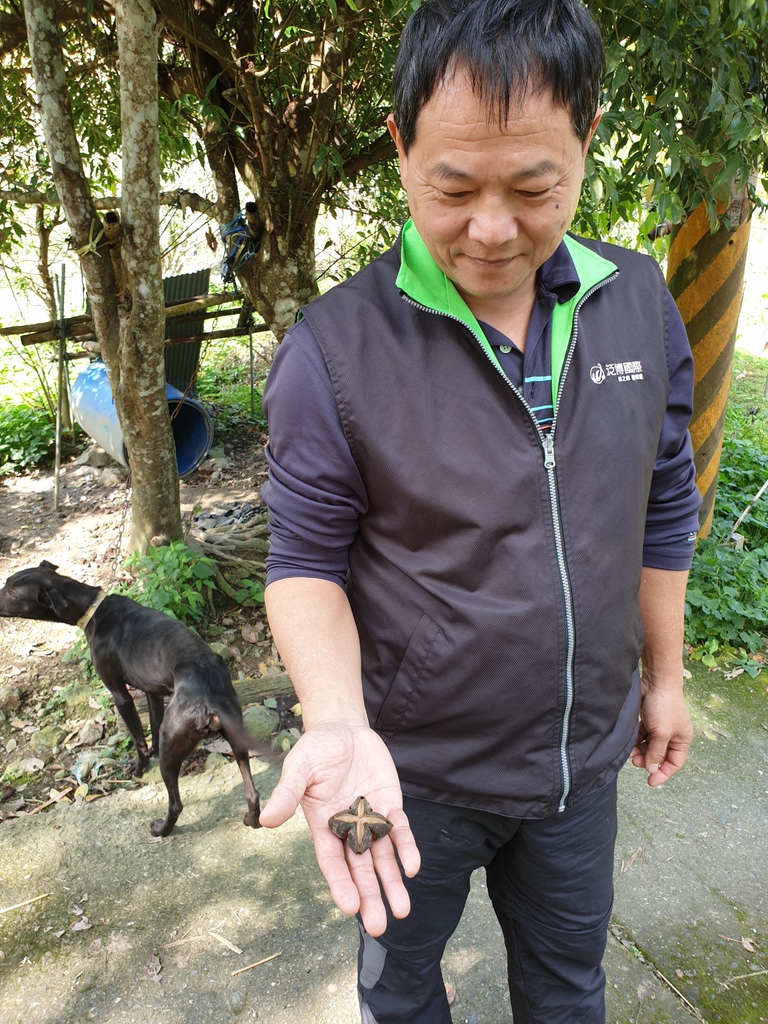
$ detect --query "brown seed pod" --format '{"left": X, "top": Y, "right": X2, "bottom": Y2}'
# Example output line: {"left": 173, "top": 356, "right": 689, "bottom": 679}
{"left": 328, "top": 796, "right": 393, "bottom": 854}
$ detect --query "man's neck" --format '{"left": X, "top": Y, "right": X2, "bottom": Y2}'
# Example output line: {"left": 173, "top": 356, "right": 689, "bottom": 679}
{"left": 459, "top": 277, "right": 537, "bottom": 353}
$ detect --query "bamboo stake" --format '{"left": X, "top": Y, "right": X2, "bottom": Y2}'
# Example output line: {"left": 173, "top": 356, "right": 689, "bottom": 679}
{"left": 231, "top": 951, "right": 282, "bottom": 976}
{"left": 0, "top": 893, "right": 51, "bottom": 915}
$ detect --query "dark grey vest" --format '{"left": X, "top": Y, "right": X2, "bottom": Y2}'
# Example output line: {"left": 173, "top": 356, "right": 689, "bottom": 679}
{"left": 301, "top": 237, "right": 671, "bottom": 817}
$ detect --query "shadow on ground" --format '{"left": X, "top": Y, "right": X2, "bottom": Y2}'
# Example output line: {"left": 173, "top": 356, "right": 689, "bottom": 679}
{"left": 0, "top": 662, "right": 765, "bottom": 1024}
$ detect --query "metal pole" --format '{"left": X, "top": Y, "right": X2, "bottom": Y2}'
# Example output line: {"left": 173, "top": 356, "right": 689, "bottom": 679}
{"left": 249, "top": 327, "right": 255, "bottom": 417}
{"left": 53, "top": 265, "right": 66, "bottom": 512}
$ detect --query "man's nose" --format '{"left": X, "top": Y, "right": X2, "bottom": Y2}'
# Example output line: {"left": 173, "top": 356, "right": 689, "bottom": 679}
{"left": 466, "top": 196, "right": 519, "bottom": 247}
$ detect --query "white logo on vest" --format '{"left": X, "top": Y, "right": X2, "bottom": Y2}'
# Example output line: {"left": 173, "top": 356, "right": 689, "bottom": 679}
{"left": 591, "top": 360, "right": 644, "bottom": 384}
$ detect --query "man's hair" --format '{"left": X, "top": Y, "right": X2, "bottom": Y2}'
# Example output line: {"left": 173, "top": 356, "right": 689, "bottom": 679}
{"left": 392, "top": 0, "right": 604, "bottom": 150}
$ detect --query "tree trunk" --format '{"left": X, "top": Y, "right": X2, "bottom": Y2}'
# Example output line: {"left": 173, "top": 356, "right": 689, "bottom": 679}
{"left": 666, "top": 188, "right": 752, "bottom": 538}
{"left": 24, "top": 0, "right": 183, "bottom": 553}
{"left": 23, "top": 0, "right": 120, "bottom": 366}
{"left": 237, "top": 227, "right": 319, "bottom": 341}
{"left": 115, "top": 0, "right": 182, "bottom": 551}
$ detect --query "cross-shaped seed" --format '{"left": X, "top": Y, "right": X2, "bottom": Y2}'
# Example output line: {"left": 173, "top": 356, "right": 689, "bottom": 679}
{"left": 328, "top": 796, "right": 393, "bottom": 854}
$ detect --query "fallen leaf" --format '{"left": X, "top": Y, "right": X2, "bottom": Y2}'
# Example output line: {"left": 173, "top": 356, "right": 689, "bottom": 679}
{"left": 71, "top": 916, "right": 92, "bottom": 932}
{"left": 23, "top": 758, "right": 44, "bottom": 773}
{"left": 637, "top": 978, "right": 654, "bottom": 1001}
{"left": 444, "top": 982, "right": 456, "bottom": 1005}
{"left": 141, "top": 954, "right": 162, "bottom": 982}
{"left": 742, "top": 936, "right": 757, "bottom": 953}
{"left": 105, "top": 932, "right": 132, "bottom": 953}
{"left": 621, "top": 848, "right": 644, "bottom": 873}
{"left": 5, "top": 739, "right": 17, "bottom": 754}
{"left": 242, "top": 627, "right": 258, "bottom": 644}
{"left": 203, "top": 738, "right": 232, "bottom": 755}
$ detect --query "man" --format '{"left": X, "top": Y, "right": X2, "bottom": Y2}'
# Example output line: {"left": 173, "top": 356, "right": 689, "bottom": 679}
{"left": 259, "top": 1, "right": 702, "bottom": 1021}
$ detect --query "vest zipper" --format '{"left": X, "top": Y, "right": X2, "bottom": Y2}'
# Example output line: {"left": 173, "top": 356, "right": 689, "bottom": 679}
{"left": 402, "top": 274, "right": 616, "bottom": 812}
{"left": 547, "top": 273, "right": 617, "bottom": 811}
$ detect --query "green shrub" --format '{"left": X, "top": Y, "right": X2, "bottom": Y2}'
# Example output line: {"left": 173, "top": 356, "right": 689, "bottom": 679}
{"left": 0, "top": 401, "right": 56, "bottom": 475}
{"left": 684, "top": 539, "right": 768, "bottom": 667}
{"left": 196, "top": 338, "right": 269, "bottom": 430}
{"left": 121, "top": 541, "right": 218, "bottom": 626}
{"left": 121, "top": 541, "right": 265, "bottom": 627}
{"left": 684, "top": 353, "right": 768, "bottom": 669}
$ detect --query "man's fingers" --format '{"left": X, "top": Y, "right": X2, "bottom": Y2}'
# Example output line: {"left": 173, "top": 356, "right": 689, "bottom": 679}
{"left": 387, "top": 809, "right": 421, "bottom": 879}
{"left": 646, "top": 744, "right": 689, "bottom": 787}
{"left": 313, "top": 827, "right": 364, "bottom": 918}
{"left": 258, "top": 762, "right": 307, "bottom": 828}
{"left": 369, "top": 837, "right": 411, "bottom": 920}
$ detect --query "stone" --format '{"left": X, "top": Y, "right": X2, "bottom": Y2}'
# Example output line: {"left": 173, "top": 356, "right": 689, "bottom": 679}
{"left": 242, "top": 703, "right": 280, "bottom": 740}
{"left": 0, "top": 687, "right": 20, "bottom": 716}
{"left": 208, "top": 642, "right": 235, "bottom": 663}
{"left": 30, "top": 725, "right": 66, "bottom": 754}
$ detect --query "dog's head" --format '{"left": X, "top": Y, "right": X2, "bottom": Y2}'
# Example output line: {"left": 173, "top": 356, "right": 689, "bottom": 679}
{"left": 0, "top": 560, "right": 76, "bottom": 622}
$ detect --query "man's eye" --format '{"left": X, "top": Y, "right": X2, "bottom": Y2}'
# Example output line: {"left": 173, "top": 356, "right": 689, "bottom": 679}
{"left": 517, "top": 189, "right": 550, "bottom": 199}
{"left": 440, "top": 189, "right": 471, "bottom": 198}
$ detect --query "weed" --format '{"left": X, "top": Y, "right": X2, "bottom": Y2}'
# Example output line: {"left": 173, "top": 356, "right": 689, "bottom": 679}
{"left": 122, "top": 541, "right": 218, "bottom": 626}
{"left": 685, "top": 351, "right": 768, "bottom": 670}
{"left": 0, "top": 401, "right": 56, "bottom": 475}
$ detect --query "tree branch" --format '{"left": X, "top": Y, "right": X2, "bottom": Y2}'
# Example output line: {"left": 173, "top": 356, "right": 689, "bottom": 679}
{"left": 342, "top": 132, "right": 397, "bottom": 180}
{"left": 1, "top": 185, "right": 217, "bottom": 215}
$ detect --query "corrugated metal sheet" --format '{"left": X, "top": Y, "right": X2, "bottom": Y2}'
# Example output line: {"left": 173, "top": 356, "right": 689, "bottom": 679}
{"left": 163, "top": 269, "right": 211, "bottom": 396}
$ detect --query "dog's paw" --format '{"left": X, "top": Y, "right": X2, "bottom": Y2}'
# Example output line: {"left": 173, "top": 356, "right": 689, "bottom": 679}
{"left": 242, "top": 811, "right": 262, "bottom": 829}
{"left": 150, "top": 817, "right": 172, "bottom": 837}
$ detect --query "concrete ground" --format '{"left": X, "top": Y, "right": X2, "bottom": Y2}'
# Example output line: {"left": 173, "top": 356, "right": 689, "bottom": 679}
{"left": 0, "top": 661, "right": 765, "bottom": 1023}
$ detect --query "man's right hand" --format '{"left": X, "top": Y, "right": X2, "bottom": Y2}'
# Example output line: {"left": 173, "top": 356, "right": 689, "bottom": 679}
{"left": 259, "top": 721, "right": 421, "bottom": 937}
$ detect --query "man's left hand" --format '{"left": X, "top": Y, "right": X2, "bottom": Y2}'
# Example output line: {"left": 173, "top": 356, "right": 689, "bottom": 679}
{"left": 630, "top": 685, "right": 693, "bottom": 786}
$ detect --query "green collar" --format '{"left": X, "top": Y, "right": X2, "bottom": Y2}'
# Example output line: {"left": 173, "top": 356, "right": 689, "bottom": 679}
{"left": 395, "top": 219, "right": 617, "bottom": 407}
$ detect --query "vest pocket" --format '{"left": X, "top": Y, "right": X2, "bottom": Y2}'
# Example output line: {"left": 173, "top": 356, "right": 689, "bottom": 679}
{"left": 373, "top": 613, "right": 444, "bottom": 739}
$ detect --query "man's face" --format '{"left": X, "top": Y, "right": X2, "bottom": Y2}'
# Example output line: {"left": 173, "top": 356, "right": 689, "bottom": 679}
{"left": 388, "top": 73, "right": 599, "bottom": 322}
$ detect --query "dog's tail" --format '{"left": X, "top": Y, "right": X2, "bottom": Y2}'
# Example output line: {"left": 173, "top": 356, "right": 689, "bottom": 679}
{"left": 215, "top": 712, "right": 284, "bottom": 766}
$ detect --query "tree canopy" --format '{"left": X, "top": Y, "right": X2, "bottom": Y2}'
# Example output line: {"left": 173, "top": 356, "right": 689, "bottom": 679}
{"left": 1, "top": 0, "right": 766, "bottom": 550}
{"left": 582, "top": 0, "right": 768, "bottom": 238}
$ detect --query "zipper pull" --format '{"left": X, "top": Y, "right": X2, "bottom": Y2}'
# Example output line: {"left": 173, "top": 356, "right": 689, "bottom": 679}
{"left": 543, "top": 433, "right": 556, "bottom": 469}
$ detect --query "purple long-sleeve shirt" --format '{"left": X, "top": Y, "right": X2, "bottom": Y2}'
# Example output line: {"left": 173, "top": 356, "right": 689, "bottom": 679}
{"left": 263, "top": 241, "right": 701, "bottom": 587}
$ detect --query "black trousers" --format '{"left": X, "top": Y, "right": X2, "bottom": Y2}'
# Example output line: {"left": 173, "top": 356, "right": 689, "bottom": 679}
{"left": 358, "top": 779, "right": 618, "bottom": 1024}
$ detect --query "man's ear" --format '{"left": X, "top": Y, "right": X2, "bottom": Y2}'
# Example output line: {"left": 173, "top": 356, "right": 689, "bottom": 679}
{"left": 387, "top": 113, "right": 408, "bottom": 189}
{"left": 585, "top": 108, "right": 602, "bottom": 151}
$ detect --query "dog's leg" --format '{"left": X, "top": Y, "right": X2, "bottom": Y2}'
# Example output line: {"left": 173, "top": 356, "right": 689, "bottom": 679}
{"left": 149, "top": 702, "right": 197, "bottom": 837}
{"left": 218, "top": 717, "right": 262, "bottom": 829}
{"left": 145, "top": 694, "right": 165, "bottom": 757}
{"left": 233, "top": 751, "right": 262, "bottom": 829}
{"left": 109, "top": 684, "right": 151, "bottom": 776}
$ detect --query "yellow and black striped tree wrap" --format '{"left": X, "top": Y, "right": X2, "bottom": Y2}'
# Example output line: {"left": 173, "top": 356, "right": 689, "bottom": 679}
{"left": 666, "top": 192, "right": 752, "bottom": 538}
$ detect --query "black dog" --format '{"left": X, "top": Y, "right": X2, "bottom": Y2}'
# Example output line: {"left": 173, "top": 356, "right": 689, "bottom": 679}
{"left": 0, "top": 560, "right": 273, "bottom": 837}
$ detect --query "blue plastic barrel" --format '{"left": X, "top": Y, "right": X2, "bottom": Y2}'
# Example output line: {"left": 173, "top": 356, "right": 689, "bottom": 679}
{"left": 70, "top": 360, "right": 214, "bottom": 479}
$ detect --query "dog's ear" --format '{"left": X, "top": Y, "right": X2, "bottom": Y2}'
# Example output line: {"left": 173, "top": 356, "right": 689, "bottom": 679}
{"left": 39, "top": 585, "right": 68, "bottom": 616}
{"left": 40, "top": 560, "right": 59, "bottom": 572}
